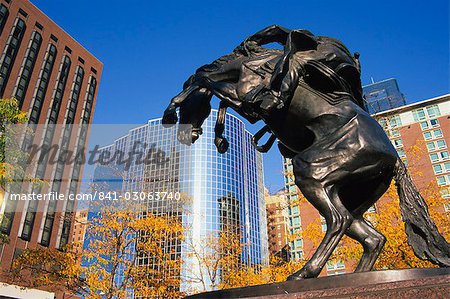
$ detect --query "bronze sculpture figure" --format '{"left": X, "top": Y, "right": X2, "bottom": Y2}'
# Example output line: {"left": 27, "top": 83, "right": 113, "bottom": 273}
{"left": 162, "top": 25, "right": 450, "bottom": 280}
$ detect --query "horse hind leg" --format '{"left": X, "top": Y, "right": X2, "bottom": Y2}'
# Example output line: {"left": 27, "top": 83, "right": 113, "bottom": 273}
{"left": 288, "top": 182, "right": 354, "bottom": 280}
{"left": 345, "top": 218, "right": 386, "bottom": 272}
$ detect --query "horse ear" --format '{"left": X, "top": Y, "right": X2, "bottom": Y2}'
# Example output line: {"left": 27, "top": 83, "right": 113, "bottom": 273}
{"left": 287, "top": 30, "right": 318, "bottom": 53}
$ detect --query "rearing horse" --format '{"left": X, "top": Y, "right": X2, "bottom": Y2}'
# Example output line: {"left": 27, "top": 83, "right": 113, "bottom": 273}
{"left": 162, "top": 25, "right": 450, "bottom": 279}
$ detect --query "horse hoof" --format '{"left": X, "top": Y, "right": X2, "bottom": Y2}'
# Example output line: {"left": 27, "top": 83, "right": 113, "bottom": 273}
{"left": 216, "top": 139, "right": 229, "bottom": 153}
{"left": 192, "top": 131, "right": 200, "bottom": 143}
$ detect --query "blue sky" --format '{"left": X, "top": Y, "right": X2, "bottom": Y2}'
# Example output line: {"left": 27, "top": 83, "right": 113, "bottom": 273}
{"left": 32, "top": 0, "right": 449, "bottom": 192}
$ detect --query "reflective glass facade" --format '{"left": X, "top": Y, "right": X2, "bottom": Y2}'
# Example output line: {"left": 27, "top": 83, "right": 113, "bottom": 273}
{"left": 90, "top": 110, "right": 268, "bottom": 294}
{"left": 363, "top": 78, "right": 406, "bottom": 114}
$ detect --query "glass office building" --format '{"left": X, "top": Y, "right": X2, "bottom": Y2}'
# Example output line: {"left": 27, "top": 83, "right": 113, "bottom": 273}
{"left": 363, "top": 78, "right": 406, "bottom": 114}
{"left": 88, "top": 110, "right": 268, "bottom": 294}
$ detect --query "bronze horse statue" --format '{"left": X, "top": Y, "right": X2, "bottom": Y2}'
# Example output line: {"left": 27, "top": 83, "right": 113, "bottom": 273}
{"left": 162, "top": 25, "right": 450, "bottom": 279}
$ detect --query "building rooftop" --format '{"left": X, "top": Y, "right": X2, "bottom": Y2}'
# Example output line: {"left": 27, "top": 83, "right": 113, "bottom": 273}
{"left": 362, "top": 77, "right": 397, "bottom": 88}
{"left": 373, "top": 93, "right": 450, "bottom": 117}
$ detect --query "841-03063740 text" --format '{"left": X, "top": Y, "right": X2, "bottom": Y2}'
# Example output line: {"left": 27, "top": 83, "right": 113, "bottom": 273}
{"left": 8, "top": 191, "right": 182, "bottom": 201}
{"left": 92, "top": 191, "right": 182, "bottom": 201}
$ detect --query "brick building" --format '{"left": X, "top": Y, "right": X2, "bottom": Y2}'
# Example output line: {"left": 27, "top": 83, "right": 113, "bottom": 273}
{"left": 283, "top": 94, "right": 450, "bottom": 275}
{"left": 0, "top": 0, "right": 102, "bottom": 293}
{"left": 71, "top": 209, "right": 88, "bottom": 256}
{"left": 265, "top": 189, "right": 289, "bottom": 257}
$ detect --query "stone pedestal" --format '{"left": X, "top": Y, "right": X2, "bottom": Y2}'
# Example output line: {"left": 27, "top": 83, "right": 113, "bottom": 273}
{"left": 185, "top": 268, "right": 449, "bottom": 299}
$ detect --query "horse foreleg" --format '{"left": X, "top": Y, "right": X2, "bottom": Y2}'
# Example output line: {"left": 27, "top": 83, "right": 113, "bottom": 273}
{"left": 162, "top": 80, "right": 201, "bottom": 125}
{"left": 345, "top": 218, "right": 386, "bottom": 272}
{"left": 288, "top": 182, "right": 353, "bottom": 280}
{"left": 214, "top": 101, "right": 229, "bottom": 153}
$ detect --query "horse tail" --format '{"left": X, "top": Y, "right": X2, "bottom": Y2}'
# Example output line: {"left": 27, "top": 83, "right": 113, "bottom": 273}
{"left": 394, "top": 158, "right": 450, "bottom": 267}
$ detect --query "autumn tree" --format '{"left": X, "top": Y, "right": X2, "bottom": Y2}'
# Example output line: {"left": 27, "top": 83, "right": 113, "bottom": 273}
{"left": 0, "top": 98, "right": 28, "bottom": 198}
{"left": 9, "top": 201, "right": 184, "bottom": 299}
{"left": 183, "top": 230, "right": 242, "bottom": 292}
{"left": 185, "top": 230, "right": 305, "bottom": 295}
{"left": 0, "top": 98, "right": 29, "bottom": 245}
{"left": 0, "top": 98, "right": 46, "bottom": 245}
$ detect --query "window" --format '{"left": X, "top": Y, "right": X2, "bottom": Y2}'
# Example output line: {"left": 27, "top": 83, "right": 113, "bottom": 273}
{"left": 437, "top": 175, "right": 450, "bottom": 186}
{"left": 427, "top": 142, "right": 436, "bottom": 152}
{"left": 424, "top": 130, "right": 443, "bottom": 140}
{"left": 0, "top": 18, "right": 26, "bottom": 97}
{"left": 391, "top": 129, "right": 400, "bottom": 137}
{"left": 426, "top": 105, "right": 441, "bottom": 118}
{"left": 430, "top": 151, "right": 449, "bottom": 163}
{"left": 444, "top": 162, "right": 450, "bottom": 172}
{"left": 428, "top": 140, "right": 447, "bottom": 152}
{"left": 397, "top": 148, "right": 406, "bottom": 158}
{"left": 437, "top": 140, "right": 447, "bottom": 149}
{"left": 285, "top": 176, "right": 293, "bottom": 184}
{"left": 433, "top": 164, "right": 443, "bottom": 174}
{"left": 29, "top": 44, "right": 57, "bottom": 124}
{"left": 430, "top": 119, "right": 439, "bottom": 127}
{"left": 434, "top": 129, "right": 443, "bottom": 138}
{"left": 441, "top": 189, "right": 450, "bottom": 199}
{"left": 18, "top": 8, "right": 27, "bottom": 17}
{"left": 65, "top": 66, "right": 84, "bottom": 124}
{"left": 378, "top": 118, "right": 387, "bottom": 130}
{"left": 420, "top": 121, "right": 429, "bottom": 130}
{"left": 420, "top": 119, "right": 439, "bottom": 131}
{"left": 389, "top": 115, "right": 402, "bottom": 128}
{"left": 289, "top": 185, "right": 297, "bottom": 193}
{"left": 413, "top": 109, "right": 426, "bottom": 121}
{"left": 294, "top": 239, "right": 303, "bottom": 248}
{"left": 0, "top": 4, "right": 9, "bottom": 37}
{"left": 48, "top": 55, "right": 71, "bottom": 124}
{"left": 430, "top": 153, "right": 439, "bottom": 163}
{"left": 291, "top": 205, "right": 299, "bottom": 215}
{"left": 393, "top": 139, "right": 403, "bottom": 147}
{"left": 413, "top": 105, "right": 441, "bottom": 121}
{"left": 40, "top": 208, "right": 55, "bottom": 246}
{"left": 402, "top": 158, "right": 408, "bottom": 167}
{"left": 327, "top": 260, "right": 345, "bottom": 270}
{"left": 14, "top": 31, "right": 42, "bottom": 107}
{"left": 367, "top": 205, "right": 376, "bottom": 213}
{"left": 291, "top": 216, "right": 300, "bottom": 226}
{"left": 81, "top": 76, "right": 97, "bottom": 124}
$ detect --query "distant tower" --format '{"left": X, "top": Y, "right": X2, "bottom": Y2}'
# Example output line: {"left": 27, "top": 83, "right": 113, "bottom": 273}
{"left": 363, "top": 78, "right": 406, "bottom": 114}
